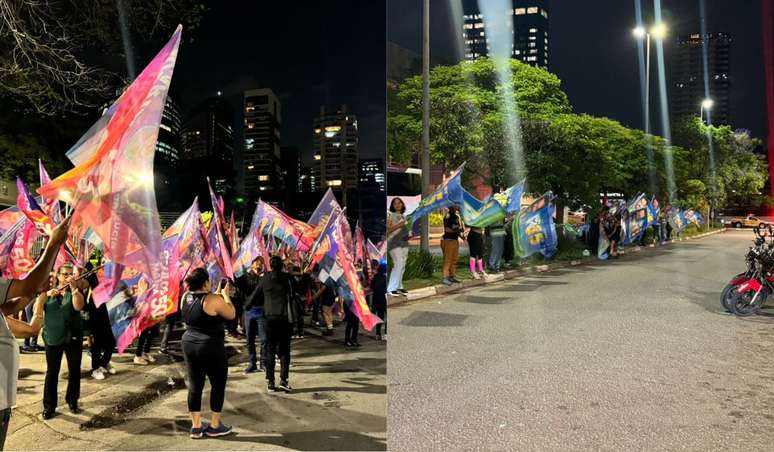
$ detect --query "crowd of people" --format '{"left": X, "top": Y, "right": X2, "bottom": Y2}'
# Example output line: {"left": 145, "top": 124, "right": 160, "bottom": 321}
{"left": 0, "top": 216, "right": 388, "bottom": 444}
{"left": 584, "top": 205, "right": 673, "bottom": 258}
{"left": 387, "top": 197, "right": 519, "bottom": 292}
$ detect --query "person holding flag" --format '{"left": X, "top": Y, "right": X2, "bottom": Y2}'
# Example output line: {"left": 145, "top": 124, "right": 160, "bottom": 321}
{"left": 386, "top": 198, "right": 409, "bottom": 295}
{"left": 180, "top": 268, "right": 235, "bottom": 439}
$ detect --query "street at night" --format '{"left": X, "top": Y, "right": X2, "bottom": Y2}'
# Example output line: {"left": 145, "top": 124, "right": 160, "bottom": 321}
{"left": 388, "top": 230, "right": 774, "bottom": 451}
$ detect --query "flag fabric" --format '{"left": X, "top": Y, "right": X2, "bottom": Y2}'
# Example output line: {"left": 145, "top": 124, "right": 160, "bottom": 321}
{"left": 647, "top": 197, "right": 660, "bottom": 227}
{"left": 37, "top": 27, "right": 182, "bottom": 352}
{"left": 38, "top": 160, "right": 62, "bottom": 223}
{"left": 598, "top": 220, "right": 610, "bottom": 260}
{"left": 366, "top": 238, "right": 385, "bottom": 265}
{"left": 684, "top": 209, "right": 704, "bottom": 227}
{"left": 354, "top": 221, "right": 367, "bottom": 265}
{"left": 16, "top": 178, "right": 56, "bottom": 235}
{"left": 254, "top": 200, "right": 316, "bottom": 251}
{"left": 233, "top": 202, "right": 274, "bottom": 277}
{"left": 0, "top": 207, "right": 23, "bottom": 237}
{"left": 311, "top": 210, "right": 382, "bottom": 331}
{"left": 406, "top": 163, "right": 465, "bottom": 225}
{"left": 499, "top": 180, "right": 526, "bottom": 214}
{"left": 309, "top": 188, "right": 343, "bottom": 228}
{"left": 622, "top": 193, "right": 649, "bottom": 245}
{"left": 0, "top": 218, "right": 39, "bottom": 278}
{"left": 668, "top": 208, "right": 688, "bottom": 233}
{"left": 206, "top": 179, "right": 234, "bottom": 280}
{"left": 512, "top": 192, "right": 558, "bottom": 259}
{"left": 459, "top": 189, "right": 506, "bottom": 229}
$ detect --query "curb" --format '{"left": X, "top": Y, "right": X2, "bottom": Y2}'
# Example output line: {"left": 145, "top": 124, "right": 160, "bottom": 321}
{"left": 388, "top": 228, "right": 725, "bottom": 307}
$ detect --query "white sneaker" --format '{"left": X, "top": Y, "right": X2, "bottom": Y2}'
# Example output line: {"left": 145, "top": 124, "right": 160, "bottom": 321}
{"left": 91, "top": 368, "right": 105, "bottom": 380}
{"left": 143, "top": 353, "right": 156, "bottom": 363}
{"left": 133, "top": 356, "right": 149, "bottom": 365}
{"left": 103, "top": 364, "right": 116, "bottom": 375}
{"left": 472, "top": 272, "right": 481, "bottom": 280}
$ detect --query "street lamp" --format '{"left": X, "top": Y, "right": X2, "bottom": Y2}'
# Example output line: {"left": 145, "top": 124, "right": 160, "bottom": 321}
{"left": 650, "top": 23, "right": 668, "bottom": 40}
{"left": 700, "top": 98, "right": 714, "bottom": 123}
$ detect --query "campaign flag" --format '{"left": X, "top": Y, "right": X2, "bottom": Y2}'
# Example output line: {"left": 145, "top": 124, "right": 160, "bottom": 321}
{"left": 460, "top": 189, "right": 506, "bottom": 229}
{"left": 16, "top": 178, "right": 56, "bottom": 235}
{"left": 206, "top": 178, "right": 234, "bottom": 279}
{"left": 498, "top": 180, "right": 526, "bottom": 214}
{"left": 668, "top": 208, "right": 688, "bottom": 233}
{"left": 684, "top": 209, "right": 704, "bottom": 227}
{"left": 312, "top": 210, "right": 382, "bottom": 331}
{"left": 228, "top": 211, "right": 239, "bottom": 253}
{"left": 0, "top": 206, "right": 23, "bottom": 237}
{"left": 647, "top": 197, "right": 660, "bottom": 227}
{"left": 354, "top": 221, "right": 367, "bottom": 265}
{"left": 37, "top": 26, "right": 182, "bottom": 306}
{"left": 233, "top": 202, "right": 273, "bottom": 277}
{"left": 622, "top": 193, "right": 649, "bottom": 245}
{"left": 406, "top": 163, "right": 465, "bottom": 225}
{"left": 598, "top": 220, "right": 610, "bottom": 260}
{"left": 309, "top": 188, "right": 343, "bottom": 228}
{"left": 0, "top": 217, "right": 39, "bottom": 278}
{"left": 512, "top": 192, "right": 558, "bottom": 259}
{"left": 366, "top": 238, "right": 384, "bottom": 265}
{"left": 254, "top": 200, "right": 316, "bottom": 251}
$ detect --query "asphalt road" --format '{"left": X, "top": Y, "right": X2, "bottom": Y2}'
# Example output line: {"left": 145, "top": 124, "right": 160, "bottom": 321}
{"left": 388, "top": 230, "right": 774, "bottom": 451}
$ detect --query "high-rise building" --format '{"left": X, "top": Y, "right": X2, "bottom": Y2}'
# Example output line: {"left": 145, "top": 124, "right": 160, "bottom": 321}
{"left": 298, "top": 166, "right": 314, "bottom": 194}
{"left": 243, "top": 88, "right": 281, "bottom": 197}
{"left": 313, "top": 105, "right": 359, "bottom": 191}
{"left": 179, "top": 95, "right": 235, "bottom": 200}
{"left": 359, "top": 159, "right": 385, "bottom": 192}
{"left": 671, "top": 32, "right": 731, "bottom": 125}
{"left": 462, "top": 0, "right": 549, "bottom": 69}
{"left": 279, "top": 146, "right": 301, "bottom": 194}
{"left": 155, "top": 96, "right": 182, "bottom": 166}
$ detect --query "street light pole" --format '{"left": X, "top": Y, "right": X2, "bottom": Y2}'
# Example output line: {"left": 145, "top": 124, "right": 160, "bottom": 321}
{"left": 645, "top": 33, "right": 651, "bottom": 135}
{"left": 420, "top": 0, "right": 430, "bottom": 252}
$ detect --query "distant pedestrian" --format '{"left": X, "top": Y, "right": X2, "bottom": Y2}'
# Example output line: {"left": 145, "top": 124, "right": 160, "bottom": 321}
{"left": 370, "top": 260, "right": 387, "bottom": 341}
{"left": 486, "top": 218, "right": 506, "bottom": 273}
{"left": 258, "top": 256, "right": 298, "bottom": 392}
{"left": 181, "top": 268, "right": 235, "bottom": 438}
{"left": 314, "top": 281, "right": 337, "bottom": 336}
{"left": 441, "top": 206, "right": 464, "bottom": 285}
{"left": 42, "top": 263, "right": 89, "bottom": 419}
{"left": 386, "top": 198, "right": 409, "bottom": 295}
{"left": 242, "top": 258, "right": 266, "bottom": 373}
{"left": 467, "top": 226, "right": 486, "bottom": 279}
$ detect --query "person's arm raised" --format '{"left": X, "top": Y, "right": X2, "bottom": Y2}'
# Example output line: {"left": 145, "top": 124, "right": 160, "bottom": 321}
{"left": 216, "top": 281, "right": 236, "bottom": 320}
{"left": 7, "top": 215, "right": 71, "bottom": 301}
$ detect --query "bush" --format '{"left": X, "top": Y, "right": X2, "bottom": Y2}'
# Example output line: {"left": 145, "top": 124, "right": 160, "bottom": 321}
{"left": 403, "top": 249, "right": 436, "bottom": 279}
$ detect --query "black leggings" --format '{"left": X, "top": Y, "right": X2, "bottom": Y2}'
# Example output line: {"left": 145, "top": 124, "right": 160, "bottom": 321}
{"left": 345, "top": 307, "right": 359, "bottom": 343}
{"left": 468, "top": 230, "right": 484, "bottom": 259}
{"left": 182, "top": 339, "right": 228, "bottom": 412}
{"left": 136, "top": 324, "right": 159, "bottom": 357}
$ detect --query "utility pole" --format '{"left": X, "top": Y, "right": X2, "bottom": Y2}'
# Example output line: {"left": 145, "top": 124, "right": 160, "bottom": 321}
{"left": 420, "top": 0, "right": 431, "bottom": 252}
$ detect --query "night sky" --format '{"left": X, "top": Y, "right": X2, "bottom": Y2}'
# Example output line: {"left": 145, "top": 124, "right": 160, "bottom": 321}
{"left": 388, "top": 0, "right": 767, "bottom": 140}
{"left": 156, "top": 1, "right": 386, "bottom": 164}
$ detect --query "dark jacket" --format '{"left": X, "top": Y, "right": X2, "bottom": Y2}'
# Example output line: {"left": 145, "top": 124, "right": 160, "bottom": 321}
{"left": 258, "top": 271, "right": 298, "bottom": 322}
{"left": 242, "top": 272, "right": 263, "bottom": 311}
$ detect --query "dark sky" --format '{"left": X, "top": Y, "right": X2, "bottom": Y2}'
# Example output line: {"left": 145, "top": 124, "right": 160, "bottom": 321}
{"left": 388, "top": 0, "right": 767, "bottom": 139}
{"left": 152, "top": 1, "right": 386, "bottom": 164}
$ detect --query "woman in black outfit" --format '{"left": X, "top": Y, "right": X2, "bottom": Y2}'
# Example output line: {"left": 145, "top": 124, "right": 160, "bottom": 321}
{"left": 370, "top": 259, "right": 387, "bottom": 341}
{"left": 181, "top": 268, "right": 236, "bottom": 439}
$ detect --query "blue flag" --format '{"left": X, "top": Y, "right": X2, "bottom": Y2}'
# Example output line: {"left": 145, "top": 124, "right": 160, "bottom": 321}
{"left": 512, "top": 192, "right": 558, "bottom": 258}
{"left": 407, "top": 163, "right": 464, "bottom": 225}
{"left": 459, "top": 189, "right": 505, "bottom": 228}
{"left": 622, "top": 193, "right": 649, "bottom": 245}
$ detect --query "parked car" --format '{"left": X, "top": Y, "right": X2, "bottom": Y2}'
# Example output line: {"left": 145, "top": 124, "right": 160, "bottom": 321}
{"left": 720, "top": 214, "right": 769, "bottom": 229}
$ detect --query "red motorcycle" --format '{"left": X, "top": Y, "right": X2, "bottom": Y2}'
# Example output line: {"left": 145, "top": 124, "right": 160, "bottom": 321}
{"left": 722, "top": 224, "right": 774, "bottom": 316}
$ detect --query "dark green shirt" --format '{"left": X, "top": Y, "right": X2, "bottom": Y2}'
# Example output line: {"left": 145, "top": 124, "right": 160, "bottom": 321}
{"left": 43, "top": 292, "right": 83, "bottom": 346}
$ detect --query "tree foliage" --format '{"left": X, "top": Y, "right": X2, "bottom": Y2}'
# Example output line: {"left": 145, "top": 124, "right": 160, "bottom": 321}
{"left": 0, "top": 0, "right": 205, "bottom": 115}
{"left": 388, "top": 58, "right": 768, "bottom": 212}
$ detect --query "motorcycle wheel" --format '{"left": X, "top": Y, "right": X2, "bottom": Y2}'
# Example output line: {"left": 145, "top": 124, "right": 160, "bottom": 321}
{"left": 720, "top": 283, "right": 738, "bottom": 312}
{"left": 730, "top": 289, "right": 766, "bottom": 316}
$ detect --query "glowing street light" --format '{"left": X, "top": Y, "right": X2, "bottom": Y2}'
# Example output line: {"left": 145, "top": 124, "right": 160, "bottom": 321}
{"left": 700, "top": 98, "right": 714, "bottom": 123}
{"left": 650, "top": 23, "right": 668, "bottom": 39}
{"left": 632, "top": 26, "right": 646, "bottom": 39}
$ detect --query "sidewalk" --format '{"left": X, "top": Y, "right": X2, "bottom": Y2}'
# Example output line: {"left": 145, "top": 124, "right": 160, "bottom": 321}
{"left": 389, "top": 228, "right": 727, "bottom": 307}
{"left": 6, "top": 321, "right": 386, "bottom": 451}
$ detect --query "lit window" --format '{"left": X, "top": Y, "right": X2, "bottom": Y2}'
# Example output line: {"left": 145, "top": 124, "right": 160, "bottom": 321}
{"left": 527, "top": 7, "right": 538, "bottom": 14}
{"left": 514, "top": 7, "right": 526, "bottom": 15}
{"left": 247, "top": 123, "right": 254, "bottom": 129}
{"left": 530, "top": 49, "right": 538, "bottom": 54}
{"left": 259, "top": 186, "right": 268, "bottom": 191}
{"left": 541, "top": 8, "right": 548, "bottom": 18}
{"left": 529, "top": 36, "right": 536, "bottom": 41}
{"left": 527, "top": 56, "right": 537, "bottom": 61}
{"left": 258, "top": 175, "right": 269, "bottom": 181}
{"left": 247, "top": 165, "right": 255, "bottom": 170}
{"left": 314, "top": 128, "right": 321, "bottom": 134}
{"left": 327, "top": 180, "right": 342, "bottom": 187}
{"left": 314, "top": 154, "right": 321, "bottom": 160}
{"left": 464, "top": 23, "right": 473, "bottom": 29}
{"left": 479, "top": 31, "right": 485, "bottom": 36}
{"left": 474, "top": 23, "right": 484, "bottom": 29}
{"left": 529, "top": 28, "right": 537, "bottom": 33}
{"left": 514, "top": 50, "right": 521, "bottom": 55}
{"left": 529, "top": 42, "right": 536, "bottom": 48}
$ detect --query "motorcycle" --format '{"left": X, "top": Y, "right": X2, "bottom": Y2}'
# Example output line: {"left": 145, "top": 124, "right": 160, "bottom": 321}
{"left": 722, "top": 224, "right": 774, "bottom": 316}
